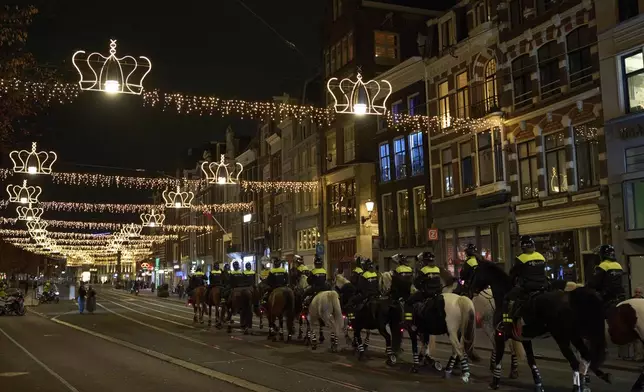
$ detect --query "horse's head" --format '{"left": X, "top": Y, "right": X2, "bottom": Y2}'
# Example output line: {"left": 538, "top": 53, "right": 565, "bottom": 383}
{"left": 334, "top": 273, "right": 350, "bottom": 290}
{"left": 468, "top": 260, "right": 509, "bottom": 296}
{"left": 379, "top": 271, "right": 392, "bottom": 294}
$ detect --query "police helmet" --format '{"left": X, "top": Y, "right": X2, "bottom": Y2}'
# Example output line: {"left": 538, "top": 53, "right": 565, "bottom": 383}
{"left": 294, "top": 255, "right": 304, "bottom": 265}
{"left": 273, "top": 258, "right": 282, "bottom": 268}
{"left": 224, "top": 263, "right": 231, "bottom": 271}
{"left": 417, "top": 251, "right": 435, "bottom": 264}
{"left": 196, "top": 266, "right": 203, "bottom": 272}
{"left": 392, "top": 254, "right": 407, "bottom": 265}
{"left": 314, "top": 256, "right": 323, "bottom": 268}
{"left": 213, "top": 262, "right": 220, "bottom": 269}
{"left": 465, "top": 243, "right": 477, "bottom": 257}
{"left": 232, "top": 261, "right": 240, "bottom": 270}
{"left": 362, "top": 258, "right": 374, "bottom": 269}
{"left": 245, "top": 262, "right": 252, "bottom": 270}
{"left": 520, "top": 235, "right": 535, "bottom": 251}
{"left": 598, "top": 244, "right": 617, "bottom": 261}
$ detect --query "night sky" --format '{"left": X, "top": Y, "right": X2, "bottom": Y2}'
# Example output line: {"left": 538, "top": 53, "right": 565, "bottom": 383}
{"left": 2, "top": 1, "right": 324, "bottom": 226}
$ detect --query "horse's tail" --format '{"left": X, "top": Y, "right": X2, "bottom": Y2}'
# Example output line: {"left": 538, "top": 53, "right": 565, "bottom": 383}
{"left": 329, "top": 291, "right": 344, "bottom": 340}
{"left": 569, "top": 287, "right": 607, "bottom": 367}
{"left": 457, "top": 295, "right": 476, "bottom": 359}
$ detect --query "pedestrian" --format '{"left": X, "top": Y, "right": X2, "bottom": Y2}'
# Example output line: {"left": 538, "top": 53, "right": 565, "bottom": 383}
{"left": 78, "top": 283, "right": 87, "bottom": 314}
{"left": 86, "top": 285, "right": 96, "bottom": 314}
{"left": 634, "top": 287, "right": 643, "bottom": 299}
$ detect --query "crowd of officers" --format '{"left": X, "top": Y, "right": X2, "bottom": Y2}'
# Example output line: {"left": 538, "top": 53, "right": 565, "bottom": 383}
{"left": 185, "top": 235, "right": 626, "bottom": 332}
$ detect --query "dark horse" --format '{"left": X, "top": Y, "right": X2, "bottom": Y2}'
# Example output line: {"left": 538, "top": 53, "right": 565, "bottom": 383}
{"left": 336, "top": 276, "right": 402, "bottom": 365}
{"left": 267, "top": 286, "right": 295, "bottom": 342}
{"left": 467, "top": 261, "right": 611, "bottom": 392}
{"left": 225, "top": 286, "right": 255, "bottom": 334}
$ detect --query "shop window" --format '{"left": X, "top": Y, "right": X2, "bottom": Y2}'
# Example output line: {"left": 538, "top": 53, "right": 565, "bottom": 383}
{"left": 457, "top": 228, "right": 476, "bottom": 277}
{"left": 545, "top": 131, "right": 568, "bottom": 194}
{"left": 442, "top": 148, "right": 455, "bottom": 196}
{"left": 438, "top": 81, "right": 451, "bottom": 128}
{"left": 327, "top": 179, "right": 356, "bottom": 226}
{"left": 478, "top": 130, "right": 494, "bottom": 185}
{"left": 533, "top": 231, "right": 577, "bottom": 282}
{"left": 538, "top": 41, "right": 560, "bottom": 99}
{"left": 567, "top": 26, "right": 593, "bottom": 88}
{"left": 379, "top": 142, "right": 391, "bottom": 182}
{"left": 409, "top": 132, "right": 424, "bottom": 176}
{"left": 480, "top": 226, "right": 493, "bottom": 262}
{"left": 519, "top": 140, "right": 539, "bottom": 199}
{"left": 413, "top": 187, "right": 427, "bottom": 246}
{"left": 381, "top": 193, "right": 395, "bottom": 248}
{"left": 574, "top": 124, "right": 600, "bottom": 188}
{"left": 625, "top": 179, "right": 644, "bottom": 230}
{"left": 512, "top": 55, "right": 534, "bottom": 109}
{"left": 394, "top": 137, "right": 407, "bottom": 179}
{"left": 460, "top": 141, "right": 475, "bottom": 192}
{"left": 626, "top": 145, "right": 644, "bottom": 172}
{"left": 623, "top": 50, "right": 644, "bottom": 113}
{"left": 397, "top": 190, "right": 410, "bottom": 247}
{"left": 297, "top": 228, "right": 319, "bottom": 251}
{"left": 456, "top": 71, "right": 469, "bottom": 118}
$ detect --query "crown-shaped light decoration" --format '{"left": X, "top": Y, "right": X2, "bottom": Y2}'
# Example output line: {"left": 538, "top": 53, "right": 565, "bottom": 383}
{"left": 162, "top": 185, "right": 194, "bottom": 208}
{"left": 16, "top": 203, "right": 43, "bottom": 221}
{"left": 121, "top": 223, "right": 142, "bottom": 238}
{"left": 9, "top": 142, "right": 58, "bottom": 175}
{"left": 34, "top": 236, "right": 54, "bottom": 248}
{"left": 140, "top": 209, "right": 165, "bottom": 228}
{"left": 72, "top": 39, "right": 152, "bottom": 95}
{"left": 201, "top": 154, "right": 243, "bottom": 185}
{"left": 326, "top": 72, "right": 392, "bottom": 116}
{"left": 27, "top": 220, "right": 48, "bottom": 236}
{"left": 6, "top": 180, "right": 42, "bottom": 204}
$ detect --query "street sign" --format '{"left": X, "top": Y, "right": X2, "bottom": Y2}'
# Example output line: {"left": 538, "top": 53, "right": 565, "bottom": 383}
{"left": 316, "top": 243, "right": 325, "bottom": 255}
{"left": 428, "top": 228, "right": 438, "bottom": 241}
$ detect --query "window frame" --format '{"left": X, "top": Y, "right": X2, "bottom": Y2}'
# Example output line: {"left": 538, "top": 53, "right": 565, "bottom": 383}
{"left": 544, "top": 131, "right": 568, "bottom": 195}
{"left": 456, "top": 71, "right": 470, "bottom": 118}
{"left": 393, "top": 136, "right": 407, "bottom": 180}
{"left": 626, "top": 145, "right": 644, "bottom": 173}
{"left": 538, "top": 41, "right": 561, "bottom": 99}
{"left": 327, "top": 178, "right": 356, "bottom": 226}
{"left": 396, "top": 190, "right": 410, "bottom": 248}
{"left": 512, "top": 55, "right": 534, "bottom": 109}
{"left": 477, "top": 130, "right": 494, "bottom": 186}
{"left": 408, "top": 131, "right": 424, "bottom": 176}
{"left": 442, "top": 147, "right": 455, "bottom": 197}
{"left": 379, "top": 142, "right": 392, "bottom": 183}
{"left": 438, "top": 80, "right": 451, "bottom": 129}
{"left": 624, "top": 179, "right": 644, "bottom": 231}
{"left": 518, "top": 140, "right": 539, "bottom": 199}
{"left": 485, "top": 59, "right": 498, "bottom": 112}
{"left": 623, "top": 49, "right": 644, "bottom": 114}
{"left": 440, "top": 18, "right": 454, "bottom": 49}
{"left": 460, "top": 140, "right": 475, "bottom": 192}
{"left": 381, "top": 193, "right": 394, "bottom": 246}
{"left": 374, "top": 30, "right": 399, "bottom": 63}
{"left": 566, "top": 26, "right": 593, "bottom": 88}
{"left": 574, "top": 124, "right": 600, "bottom": 189}
{"left": 407, "top": 93, "right": 420, "bottom": 116}
{"left": 326, "top": 131, "right": 337, "bottom": 170}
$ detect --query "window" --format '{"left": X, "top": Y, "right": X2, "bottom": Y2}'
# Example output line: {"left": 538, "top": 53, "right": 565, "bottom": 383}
{"left": 324, "top": 49, "right": 330, "bottom": 77}
{"left": 341, "top": 36, "right": 348, "bottom": 66}
{"left": 623, "top": 51, "right": 644, "bottom": 113}
{"left": 545, "top": 131, "right": 568, "bottom": 194}
{"left": 456, "top": 72, "right": 469, "bottom": 118}
{"left": 330, "top": 45, "right": 336, "bottom": 73}
{"left": 413, "top": 187, "right": 427, "bottom": 246}
{"left": 348, "top": 31, "right": 354, "bottom": 61}
{"left": 475, "top": 1, "right": 488, "bottom": 25}
{"left": 408, "top": 131, "right": 424, "bottom": 176}
{"left": 537, "top": 0, "right": 557, "bottom": 14}
{"left": 438, "top": 81, "right": 451, "bottom": 128}
{"left": 460, "top": 141, "right": 475, "bottom": 192}
{"left": 271, "top": 154, "right": 281, "bottom": 180}
{"left": 619, "top": 0, "right": 639, "bottom": 22}
{"left": 575, "top": 125, "right": 600, "bottom": 188}
{"left": 332, "top": 0, "right": 342, "bottom": 21}
{"left": 295, "top": 192, "right": 301, "bottom": 213}
{"left": 297, "top": 228, "right": 319, "bottom": 251}
{"left": 326, "top": 131, "right": 337, "bottom": 170}
{"left": 382, "top": 194, "right": 394, "bottom": 247}
{"left": 294, "top": 155, "right": 299, "bottom": 175}
{"left": 327, "top": 179, "right": 356, "bottom": 226}
{"left": 394, "top": 137, "right": 407, "bottom": 179}
{"left": 334, "top": 42, "right": 341, "bottom": 71}
{"left": 344, "top": 124, "right": 355, "bottom": 162}
{"left": 493, "top": 127, "right": 504, "bottom": 182}
{"left": 304, "top": 191, "right": 310, "bottom": 211}
{"left": 397, "top": 190, "right": 410, "bottom": 247}
{"left": 626, "top": 145, "right": 644, "bottom": 172}
{"left": 625, "top": 179, "right": 644, "bottom": 230}
{"left": 509, "top": 0, "right": 525, "bottom": 28}
{"left": 391, "top": 101, "right": 402, "bottom": 123}
{"left": 440, "top": 18, "right": 453, "bottom": 48}
{"left": 512, "top": 55, "right": 534, "bottom": 109}
{"left": 538, "top": 41, "right": 560, "bottom": 99}
{"left": 374, "top": 31, "right": 398, "bottom": 61}
{"left": 478, "top": 130, "right": 494, "bottom": 185}
{"left": 567, "top": 27, "right": 593, "bottom": 88}
{"left": 312, "top": 183, "right": 319, "bottom": 209}
{"left": 408, "top": 94, "right": 420, "bottom": 116}
{"left": 519, "top": 140, "right": 539, "bottom": 199}
{"left": 485, "top": 59, "right": 498, "bottom": 112}
{"left": 379, "top": 142, "right": 391, "bottom": 182}
{"left": 442, "top": 148, "right": 455, "bottom": 196}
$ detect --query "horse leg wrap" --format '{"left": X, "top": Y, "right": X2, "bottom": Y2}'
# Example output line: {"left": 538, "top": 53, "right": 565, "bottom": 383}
{"left": 413, "top": 353, "right": 420, "bottom": 365}
{"left": 311, "top": 331, "right": 317, "bottom": 344}
{"left": 573, "top": 370, "right": 580, "bottom": 387}
{"left": 530, "top": 364, "right": 542, "bottom": 385}
{"left": 331, "top": 332, "right": 337, "bottom": 344}
{"left": 460, "top": 356, "right": 470, "bottom": 374}
{"left": 490, "top": 351, "right": 496, "bottom": 370}
{"left": 445, "top": 356, "right": 456, "bottom": 373}
{"left": 386, "top": 346, "right": 393, "bottom": 356}
{"left": 358, "top": 343, "right": 365, "bottom": 353}
{"left": 493, "top": 363, "right": 502, "bottom": 379}
{"left": 364, "top": 335, "right": 370, "bottom": 349}
{"left": 511, "top": 354, "right": 518, "bottom": 371}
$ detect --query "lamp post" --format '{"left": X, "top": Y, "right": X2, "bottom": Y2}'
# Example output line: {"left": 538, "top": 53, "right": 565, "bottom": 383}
{"left": 362, "top": 199, "right": 375, "bottom": 224}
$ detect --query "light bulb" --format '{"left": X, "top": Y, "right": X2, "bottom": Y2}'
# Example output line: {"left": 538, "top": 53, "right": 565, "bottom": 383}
{"left": 26, "top": 216, "right": 34, "bottom": 221}
{"left": 27, "top": 166, "right": 37, "bottom": 174}
{"left": 19, "top": 197, "right": 28, "bottom": 204}
{"left": 353, "top": 103, "right": 367, "bottom": 115}
{"left": 104, "top": 80, "right": 120, "bottom": 94}
{"left": 175, "top": 202, "right": 182, "bottom": 208}
{"left": 149, "top": 222, "right": 156, "bottom": 227}
{"left": 217, "top": 177, "right": 227, "bottom": 184}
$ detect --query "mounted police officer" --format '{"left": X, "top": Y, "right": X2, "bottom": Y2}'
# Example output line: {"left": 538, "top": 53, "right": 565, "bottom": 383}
{"left": 347, "top": 258, "right": 379, "bottom": 317}
{"left": 302, "top": 255, "right": 328, "bottom": 308}
{"left": 294, "top": 255, "right": 309, "bottom": 279}
{"left": 502, "top": 235, "right": 548, "bottom": 334}
{"left": 588, "top": 245, "right": 625, "bottom": 310}
{"left": 350, "top": 254, "right": 365, "bottom": 286}
{"left": 454, "top": 244, "right": 482, "bottom": 295}
{"left": 243, "top": 262, "right": 256, "bottom": 287}
{"left": 228, "top": 261, "right": 244, "bottom": 289}
{"left": 391, "top": 254, "right": 414, "bottom": 322}
{"left": 188, "top": 266, "right": 206, "bottom": 297}
{"left": 206, "top": 262, "right": 224, "bottom": 300}
{"left": 406, "top": 252, "right": 444, "bottom": 314}
{"left": 263, "top": 258, "right": 289, "bottom": 304}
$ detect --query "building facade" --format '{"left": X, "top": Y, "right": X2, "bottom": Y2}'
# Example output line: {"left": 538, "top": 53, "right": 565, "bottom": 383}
{"left": 597, "top": 0, "right": 644, "bottom": 292}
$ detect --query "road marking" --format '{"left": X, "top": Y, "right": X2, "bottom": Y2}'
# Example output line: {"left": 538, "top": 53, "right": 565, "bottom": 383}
{"left": 0, "top": 328, "right": 80, "bottom": 392}
{"left": 47, "top": 317, "right": 277, "bottom": 392}
{"left": 0, "top": 372, "right": 29, "bottom": 377}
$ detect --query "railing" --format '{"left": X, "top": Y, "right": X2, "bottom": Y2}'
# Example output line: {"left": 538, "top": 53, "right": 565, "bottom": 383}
{"left": 470, "top": 96, "right": 499, "bottom": 118}
{"left": 569, "top": 66, "right": 593, "bottom": 88}
{"left": 540, "top": 78, "right": 561, "bottom": 99}
{"left": 514, "top": 90, "right": 533, "bottom": 109}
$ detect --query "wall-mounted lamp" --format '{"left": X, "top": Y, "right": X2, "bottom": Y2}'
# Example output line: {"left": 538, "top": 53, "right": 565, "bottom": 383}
{"left": 361, "top": 199, "right": 375, "bottom": 224}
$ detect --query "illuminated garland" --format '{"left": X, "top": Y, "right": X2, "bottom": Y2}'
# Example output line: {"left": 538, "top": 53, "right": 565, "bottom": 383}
{"left": 0, "top": 229, "right": 175, "bottom": 241}
{"left": 0, "top": 200, "right": 253, "bottom": 213}
{"left": 0, "top": 218, "right": 212, "bottom": 232}
{"left": 0, "top": 79, "right": 79, "bottom": 104}
{"left": 241, "top": 181, "right": 318, "bottom": 193}
{"left": 8, "top": 243, "right": 151, "bottom": 251}
{"left": 4, "top": 237, "right": 158, "bottom": 245}
{"left": 51, "top": 172, "right": 201, "bottom": 189}
{"left": 387, "top": 113, "right": 503, "bottom": 136}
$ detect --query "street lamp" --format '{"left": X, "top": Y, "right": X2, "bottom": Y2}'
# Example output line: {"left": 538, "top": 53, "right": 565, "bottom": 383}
{"left": 361, "top": 199, "right": 375, "bottom": 224}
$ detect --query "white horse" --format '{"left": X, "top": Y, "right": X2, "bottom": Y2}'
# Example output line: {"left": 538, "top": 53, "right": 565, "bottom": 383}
{"left": 307, "top": 290, "right": 344, "bottom": 352}
{"left": 380, "top": 271, "right": 477, "bottom": 382}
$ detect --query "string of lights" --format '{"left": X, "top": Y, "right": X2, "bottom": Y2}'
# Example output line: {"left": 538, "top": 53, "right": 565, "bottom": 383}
{"left": 0, "top": 200, "right": 254, "bottom": 213}
{"left": 4, "top": 237, "right": 158, "bottom": 245}
{"left": 241, "top": 181, "right": 318, "bottom": 193}
{"left": 0, "top": 229, "right": 176, "bottom": 241}
{"left": 0, "top": 218, "right": 212, "bottom": 232}
{"left": 0, "top": 78, "right": 79, "bottom": 104}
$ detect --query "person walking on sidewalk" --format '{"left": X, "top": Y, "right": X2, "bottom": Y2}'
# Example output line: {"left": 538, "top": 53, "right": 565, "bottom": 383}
{"left": 78, "top": 283, "right": 87, "bottom": 314}
{"left": 86, "top": 285, "right": 96, "bottom": 314}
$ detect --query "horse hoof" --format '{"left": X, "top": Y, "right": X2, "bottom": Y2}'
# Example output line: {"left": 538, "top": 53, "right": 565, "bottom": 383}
{"left": 433, "top": 361, "right": 442, "bottom": 372}
{"left": 386, "top": 354, "right": 397, "bottom": 366}
{"left": 461, "top": 372, "right": 471, "bottom": 384}
{"left": 357, "top": 351, "right": 365, "bottom": 360}
{"left": 331, "top": 343, "right": 337, "bottom": 353}
{"left": 411, "top": 365, "right": 418, "bottom": 374}
{"left": 509, "top": 370, "right": 519, "bottom": 379}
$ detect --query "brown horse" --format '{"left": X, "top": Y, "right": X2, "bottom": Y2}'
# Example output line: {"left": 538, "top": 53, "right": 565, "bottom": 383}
{"left": 191, "top": 286, "right": 207, "bottom": 324}
{"left": 226, "top": 286, "right": 255, "bottom": 334}
{"left": 206, "top": 285, "right": 225, "bottom": 328}
{"left": 267, "top": 286, "right": 295, "bottom": 342}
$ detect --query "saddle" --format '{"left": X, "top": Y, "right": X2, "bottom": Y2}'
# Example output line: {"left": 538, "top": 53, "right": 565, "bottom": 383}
{"left": 510, "top": 290, "right": 545, "bottom": 326}
{"left": 413, "top": 295, "right": 447, "bottom": 334}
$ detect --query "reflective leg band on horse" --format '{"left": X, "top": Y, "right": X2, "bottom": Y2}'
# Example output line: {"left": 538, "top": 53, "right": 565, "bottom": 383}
{"left": 445, "top": 356, "right": 456, "bottom": 373}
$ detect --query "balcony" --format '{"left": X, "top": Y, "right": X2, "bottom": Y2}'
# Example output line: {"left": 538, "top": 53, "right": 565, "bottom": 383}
{"left": 470, "top": 96, "right": 500, "bottom": 119}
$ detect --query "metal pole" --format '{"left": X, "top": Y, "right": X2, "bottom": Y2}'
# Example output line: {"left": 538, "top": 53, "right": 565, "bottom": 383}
{"left": 116, "top": 250, "right": 122, "bottom": 284}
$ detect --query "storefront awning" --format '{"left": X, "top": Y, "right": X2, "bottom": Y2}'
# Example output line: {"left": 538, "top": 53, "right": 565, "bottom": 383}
{"left": 517, "top": 204, "right": 601, "bottom": 235}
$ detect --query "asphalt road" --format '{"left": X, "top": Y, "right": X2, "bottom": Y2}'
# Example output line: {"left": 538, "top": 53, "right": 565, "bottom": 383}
{"left": 0, "top": 287, "right": 639, "bottom": 392}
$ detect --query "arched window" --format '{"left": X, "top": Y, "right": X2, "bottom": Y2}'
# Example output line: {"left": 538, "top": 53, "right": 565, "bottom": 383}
{"left": 567, "top": 26, "right": 593, "bottom": 88}
{"left": 484, "top": 59, "right": 498, "bottom": 111}
{"left": 512, "top": 55, "right": 535, "bottom": 109}
{"left": 538, "top": 41, "right": 560, "bottom": 99}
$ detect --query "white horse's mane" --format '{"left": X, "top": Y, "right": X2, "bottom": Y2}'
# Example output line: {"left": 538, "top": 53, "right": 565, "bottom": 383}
{"left": 335, "top": 273, "right": 350, "bottom": 288}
